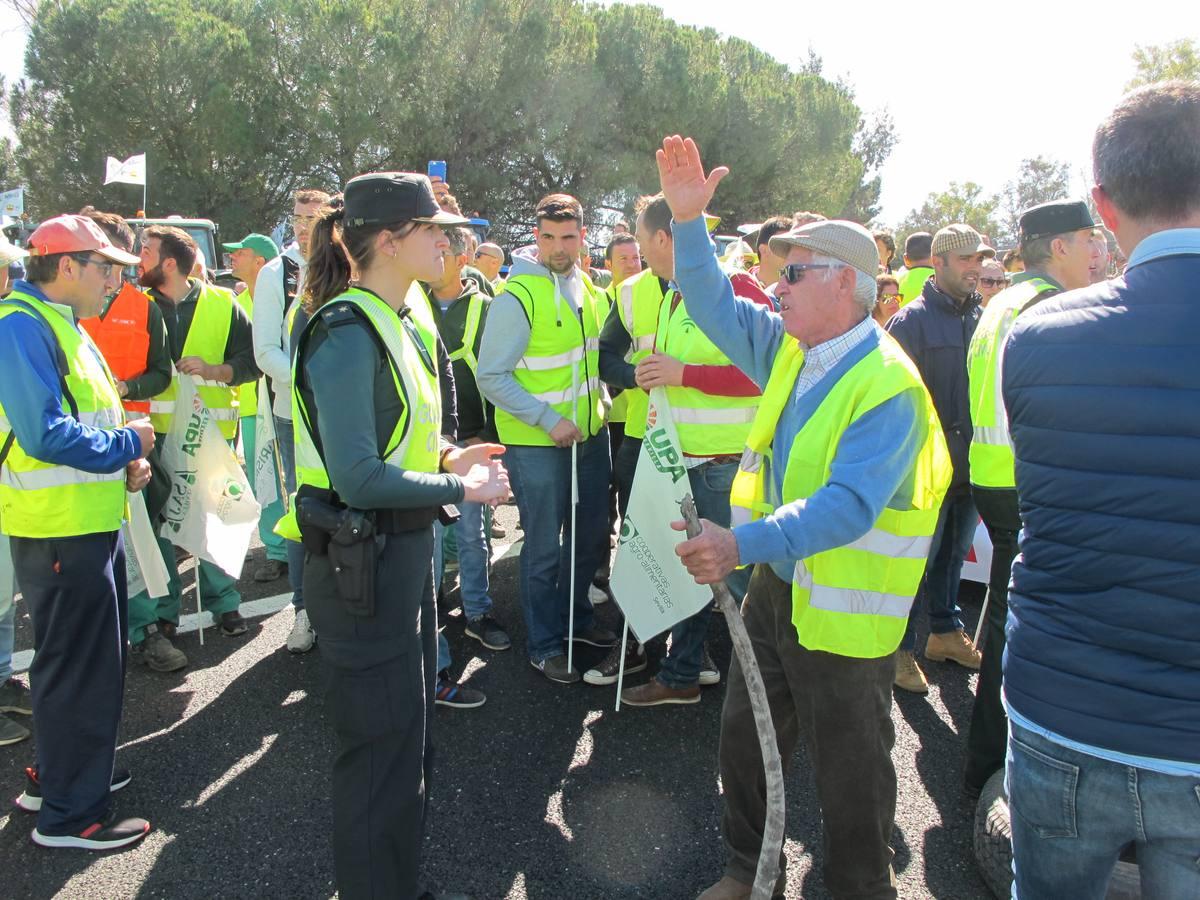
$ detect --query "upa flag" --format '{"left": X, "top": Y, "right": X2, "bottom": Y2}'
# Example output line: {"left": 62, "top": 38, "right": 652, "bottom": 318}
{"left": 0, "top": 187, "right": 23, "bottom": 216}
{"left": 105, "top": 153, "right": 146, "bottom": 186}
{"left": 609, "top": 387, "right": 712, "bottom": 642}
{"left": 159, "top": 375, "right": 261, "bottom": 578}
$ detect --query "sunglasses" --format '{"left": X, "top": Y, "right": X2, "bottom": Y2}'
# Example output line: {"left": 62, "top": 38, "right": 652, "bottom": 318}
{"left": 979, "top": 277, "right": 1008, "bottom": 288}
{"left": 780, "top": 263, "right": 840, "bottom": 285}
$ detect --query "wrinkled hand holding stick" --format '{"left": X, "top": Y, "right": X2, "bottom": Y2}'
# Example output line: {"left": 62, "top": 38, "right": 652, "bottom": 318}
{"left": 680, "top": 494, "right": 784, "bottom": 900}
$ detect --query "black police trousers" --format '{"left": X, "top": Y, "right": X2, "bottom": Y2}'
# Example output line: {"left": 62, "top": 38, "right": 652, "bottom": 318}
{"left": 304, "top": 527, "right": 437, "bottom": 900}
{"left": 965, "top": 486, "right": 1022, "bottom": 795}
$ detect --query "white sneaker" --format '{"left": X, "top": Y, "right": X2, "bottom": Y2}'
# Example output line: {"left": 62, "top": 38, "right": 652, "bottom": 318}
{"left": 287, "top": 608, "right": 316, "bottom": 653}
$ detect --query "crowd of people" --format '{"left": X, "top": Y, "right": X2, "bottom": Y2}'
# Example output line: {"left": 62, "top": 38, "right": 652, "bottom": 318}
{"left": 0, "top": 79, "right": 1197, "bottom": 900}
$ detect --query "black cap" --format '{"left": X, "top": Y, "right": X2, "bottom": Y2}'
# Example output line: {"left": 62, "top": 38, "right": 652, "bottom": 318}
{"left": 1019, "top": 200, "right": 1096, "bottom": 244}
{"left": 343, "top": 172, "right": 470, "bottom": 228}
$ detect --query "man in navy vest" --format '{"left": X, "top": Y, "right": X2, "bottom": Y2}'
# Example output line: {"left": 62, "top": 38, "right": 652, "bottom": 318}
{"left": 1003, "top": 80, "right": 1200, "bottom": 896}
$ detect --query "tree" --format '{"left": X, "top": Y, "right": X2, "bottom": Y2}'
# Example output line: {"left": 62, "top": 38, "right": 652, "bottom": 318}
{"left": 839, "top": 109, "right": 897, "bottom": 223}
{"left": 896, "top": 182, "right": 1001, "bottom": 249}
{"left": 998, "top": 156, "right": 1071, "bottom": 247}
{"left": 1127, "top": 39, "right": 1200, "bottom": 89}
{"left": 9, "top": 0, "right": 871, "bottom": 245}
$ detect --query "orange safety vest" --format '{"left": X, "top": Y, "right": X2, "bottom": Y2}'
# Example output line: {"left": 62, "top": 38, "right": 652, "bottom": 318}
{"left": 79, "top": 282, "right": 153, "bottom": 414}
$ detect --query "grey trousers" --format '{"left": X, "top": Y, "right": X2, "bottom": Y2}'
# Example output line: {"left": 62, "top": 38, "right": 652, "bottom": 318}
{"left": 718, "top": 565, "right": 898, "bottom": 900}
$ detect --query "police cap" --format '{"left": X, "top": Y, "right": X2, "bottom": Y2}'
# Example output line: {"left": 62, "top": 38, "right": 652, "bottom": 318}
{"left": 1019, "top": 200, "right": 1097, "bottom": 244}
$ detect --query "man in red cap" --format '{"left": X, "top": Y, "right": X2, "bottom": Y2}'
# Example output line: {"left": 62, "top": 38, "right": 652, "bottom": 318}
{"left": 0, "top": 214, "right": 155, "bottom": 850}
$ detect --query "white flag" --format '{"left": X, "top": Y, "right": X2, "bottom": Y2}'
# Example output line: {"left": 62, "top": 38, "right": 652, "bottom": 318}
{"left": 123, "top": 490, "right": 170, "bottom": 599}
{"left": 0, "top": 187, "right": 23, "bottom": 217}
{"left": 609, "top": 387, "right": 712, "bottom": 643}
{"left": 105, "top": 153, "right": 146, "bottom": 186}
{"left": 252, "top": 380, "right": 283, "bottom": 509}
{"left": 159, "top": 376, "right": 261, "bottom": 578}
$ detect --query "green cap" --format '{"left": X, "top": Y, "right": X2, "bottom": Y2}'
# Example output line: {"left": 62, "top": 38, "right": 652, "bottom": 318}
{"left": 222, "top": 233, "right": 279, "bottom": 261}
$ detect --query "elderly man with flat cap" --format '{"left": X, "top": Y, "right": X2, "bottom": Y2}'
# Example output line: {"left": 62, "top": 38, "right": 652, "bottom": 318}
{"left": 963, "top": 199, "right": 1099, "bottom": 799}
{"left": 654, "top": 135, "right": 949, "bottom": 900}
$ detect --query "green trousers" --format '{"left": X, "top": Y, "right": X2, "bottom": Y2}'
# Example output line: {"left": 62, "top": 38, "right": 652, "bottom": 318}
{"left": 127, "top": 534, "right": 242, "bottom": 644}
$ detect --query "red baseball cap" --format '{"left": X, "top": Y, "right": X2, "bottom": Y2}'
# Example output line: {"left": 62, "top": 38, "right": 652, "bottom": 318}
{"left": 26, "top": 214, "right": 140, "bottom": 266}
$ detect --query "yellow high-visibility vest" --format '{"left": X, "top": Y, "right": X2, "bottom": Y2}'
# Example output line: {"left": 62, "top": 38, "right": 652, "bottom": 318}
{"left": 150, "top": 280, "right": 239, "bottom": 439}
{"left": 0, "top": 291, "right": 129, "bottom": 538}
{"left": 276, "top": 288, "right": 442, "bottom": 542}
{"left": 730, "top": 330, "right": 950, "bottom": 658}
{"left": 494, "top": 272, "right": 606, "bottom": 446}
{"left": 234, "top": 288, "right": 257, "bottom": 418}
{"left": 967, "top": 276, "right": 1058, "bottom": 489}
{"left": 655, "top": 293, "right": 758, "bottom": 456}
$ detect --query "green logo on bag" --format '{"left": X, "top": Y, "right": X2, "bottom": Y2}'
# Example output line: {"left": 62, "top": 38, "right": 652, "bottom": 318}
{"left": 618, "top": 519, "right": 640, "bottom": 545}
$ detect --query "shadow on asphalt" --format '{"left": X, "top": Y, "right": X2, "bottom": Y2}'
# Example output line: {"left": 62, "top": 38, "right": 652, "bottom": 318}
{"left": 2, "top": 534, "right": 991, "bottom": 899}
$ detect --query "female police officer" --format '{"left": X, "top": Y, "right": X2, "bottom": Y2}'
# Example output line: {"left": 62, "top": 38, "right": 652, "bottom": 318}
{"left": 279, "top": 172, "right": 508, "bottom": 899}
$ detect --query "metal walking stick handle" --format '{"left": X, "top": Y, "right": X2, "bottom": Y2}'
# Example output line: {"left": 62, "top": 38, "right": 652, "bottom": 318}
{"left": 681, "top": 494, "right": 784, "bottom": 900}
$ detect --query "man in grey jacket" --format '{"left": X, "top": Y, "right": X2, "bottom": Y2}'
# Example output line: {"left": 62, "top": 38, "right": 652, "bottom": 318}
{"left": 477, "top": 194, "right": 616, "bottom": 683}
{"left": 252, "top": 188, "right": 329, "bottom": 654}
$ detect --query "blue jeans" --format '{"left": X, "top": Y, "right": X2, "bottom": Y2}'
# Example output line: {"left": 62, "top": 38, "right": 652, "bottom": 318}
{"left": 274, "top": 417, "right": 305, "bottom": 610}
{"left": 659, "top": 460, "right": 750, "bottom": 689}
{"left": 506, "top": 432, "right": 611, "bottom": 662}
{"left": 900, "top": 490, "right": 975, "bottom": 651}
{"left": 1007, "top": 721, "right": 1200, "bottom": 899}
{"left": 454, "top": 500, "right": 493, "bottom": 620}
{"left": 242, "top": 415, "right": 288, "bottom": 563}
{"left": 434, "top": 522, "right": 451, "bottom": 674}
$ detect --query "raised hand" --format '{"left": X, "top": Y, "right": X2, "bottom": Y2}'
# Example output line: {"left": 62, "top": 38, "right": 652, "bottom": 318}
{"left": 655, "top": 135, "right": 729, "bottom": 225}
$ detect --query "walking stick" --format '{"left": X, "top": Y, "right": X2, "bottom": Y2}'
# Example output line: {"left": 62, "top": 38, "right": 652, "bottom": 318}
{"left": 566, "top": 359, "right": 581, "bottom": 676}
{"left": 681, "top": 495, "right": 783, "bottom": 900}
{"left": 973, "top": 588, "right": 990, "bottom": 649}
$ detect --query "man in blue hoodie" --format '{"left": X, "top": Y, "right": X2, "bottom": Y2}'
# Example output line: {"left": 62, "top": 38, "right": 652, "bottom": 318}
{"left": 1003, "top": 80, "right": 1200, "bottom": 896}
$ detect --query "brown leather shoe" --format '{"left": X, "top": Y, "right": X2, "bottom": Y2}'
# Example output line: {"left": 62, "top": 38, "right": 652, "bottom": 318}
{"left": 924, "top": 629, "right": 982, "bottom": 670}
{"left": 620, "top": 679, "right": 700, "bottom": 706}
{"left": 696, "top": 876, "right": 752, "bottom": 900}
{"left": 893, "top": 650, "right": 929, "bottom": 694}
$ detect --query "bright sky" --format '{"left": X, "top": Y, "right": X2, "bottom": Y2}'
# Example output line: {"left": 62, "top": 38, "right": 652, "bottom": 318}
{"left": 3, "top": 3, "right": 1197, "bottom": 224}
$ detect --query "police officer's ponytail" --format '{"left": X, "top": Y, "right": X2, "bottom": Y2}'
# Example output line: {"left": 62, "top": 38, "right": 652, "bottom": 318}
{"left": 304, "top": 203, "right": 349, "bottom": 312}
{"left": 304, "top": 201, "right": 418, "bottom": 313}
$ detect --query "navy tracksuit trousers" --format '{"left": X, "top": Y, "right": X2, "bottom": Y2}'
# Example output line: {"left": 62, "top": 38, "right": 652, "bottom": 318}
{"left": 12, "top": 530, "right": 128, "bottom": 835}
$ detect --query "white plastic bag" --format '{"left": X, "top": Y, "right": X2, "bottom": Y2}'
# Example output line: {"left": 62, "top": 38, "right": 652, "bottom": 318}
{"left": 159, "top": 376, "right": 261, "bottom": 579}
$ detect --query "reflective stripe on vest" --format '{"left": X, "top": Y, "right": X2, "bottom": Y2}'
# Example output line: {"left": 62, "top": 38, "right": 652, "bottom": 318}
{"left": 150, "top": 280, "right": 238, "bottom": 439}
{"left": 276, "top": 288, "right": 442, "bottom": 542}
{"left": 967, "top": 277, "right": 1057, "bottom": 489}
{"left": 615, "top": 270, "right": 665, "bottom": 439}
{"left": 730, "top": 330, "right": 951, "bottom": 658}
{"left": 656, "top": 293, "right": 759, "bottom": 456}
{"left": 0, "top": 292, "right": 128, "bottom": 538}
{"left": 494, "top": 272, "right": 606, "bottom": 446}
{"left": 446, "top": 293, "right": 486, "bottom": 375}
{"left": 79, "top": 282, "right": 153, "bottom": 415}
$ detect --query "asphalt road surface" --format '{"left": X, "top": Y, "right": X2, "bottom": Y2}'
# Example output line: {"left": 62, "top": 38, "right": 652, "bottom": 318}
{"left": 2, "top": 505, "right": 992, "bottom": 899}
